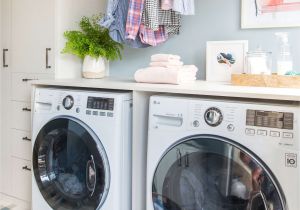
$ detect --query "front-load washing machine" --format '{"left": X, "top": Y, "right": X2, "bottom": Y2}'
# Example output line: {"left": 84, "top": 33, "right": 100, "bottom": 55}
{"left": 147, "top": 95, "right": 300, "bottom": 210}
{"left": 32, "top": 87, "right": 132, "bottom": 210}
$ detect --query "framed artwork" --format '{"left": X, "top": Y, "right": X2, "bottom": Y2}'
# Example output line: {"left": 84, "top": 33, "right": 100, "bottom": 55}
{"left": 242, "top": 0, "right": 300, "bottom": 28}
{"left": 206, "top": 41, "right": 248, "bottom": 82}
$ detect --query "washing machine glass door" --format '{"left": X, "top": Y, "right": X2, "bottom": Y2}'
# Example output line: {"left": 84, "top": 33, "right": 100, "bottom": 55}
{"left": 33, "top": 117, "right": 110, "bottom": 210}
{"left": 152, "top": 135, "right": 286, "bottom": 210}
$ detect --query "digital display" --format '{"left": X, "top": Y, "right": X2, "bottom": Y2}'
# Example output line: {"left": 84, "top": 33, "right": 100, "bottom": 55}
{"left": 87, "top": 97, "right": 114, "bottom": 111}
{"left": 246, "top": 110, "right": 294, "bottom": 130}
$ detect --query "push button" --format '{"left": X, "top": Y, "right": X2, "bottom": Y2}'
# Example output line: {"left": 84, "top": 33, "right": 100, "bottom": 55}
{"left": 86, "top": 110, "right": 91, "bottom": 115}
{"left": 107, "top": 112, "right": 114, "bottom": 117}
{"left": 100, "top": 112, "right": 106, "bottom": 116}
{"left": 227, "top": 124, "right": 235, "bottom": 132}
{"left": 93, "top": 111, "right": 98, "bottom": 116}
{"left": 270, "top": 131, "right": 280, "bottom": 137}
{"left": 193, "top": 120, "right": 200, "bottom": 127}
{"left": 257, "top": 130, "right": 267, "bottom": 136}
{"left": 283, "top": 132, "right": 293, "bottom": 139}
{"left": 245, "top": 128, "right": 255, "bottom": 136}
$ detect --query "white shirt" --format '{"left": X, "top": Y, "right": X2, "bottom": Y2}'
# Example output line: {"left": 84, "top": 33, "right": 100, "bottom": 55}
{"left": 173, "top": 0, "right": 195, "bottom": 15}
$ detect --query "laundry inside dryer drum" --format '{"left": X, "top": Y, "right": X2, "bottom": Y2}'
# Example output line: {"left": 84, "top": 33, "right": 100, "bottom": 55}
{"left": 152, "top": 135, "right": 286, "bottom": 210}
{"left": 33, "top": 118, "right": 110, "bottom": 210}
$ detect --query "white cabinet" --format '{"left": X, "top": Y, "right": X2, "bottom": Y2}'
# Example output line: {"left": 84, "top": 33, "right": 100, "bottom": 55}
{"left": 1, "top": 0, "right": 54, "bottom": 204}
{"left": 11, "top": 0, "right": 54, "bottom": 74}
{"left": 1, "top": 0, "right": 105, "bottom": 206}
{"left": 11, "top": 158, "right": 32, "bottom": 201}
{"left": 11, "top": 101, "right": 32, "bottom": 132}
{"left": 12, "top": 129, "right": 32, "bottom": 161}
{"left": 12, "top": 73, "right": 54, "bottom": 102}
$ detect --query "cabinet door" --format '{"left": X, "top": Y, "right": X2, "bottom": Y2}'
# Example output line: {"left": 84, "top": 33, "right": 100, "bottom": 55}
{"left": 11, "top": 101, "right": 32, "bottom": 132}
{"left": 11, "top": 157, "right": 32, "bottom": 202}
{"left": 11, "top": 0, "right": 54, "bottom": 74}
{"left": 12, "top": 72, "right": 54, "bottom": 102}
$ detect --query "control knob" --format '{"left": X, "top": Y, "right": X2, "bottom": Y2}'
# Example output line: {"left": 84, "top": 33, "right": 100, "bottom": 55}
{"left": 62, "top": 95, "right": 74, "bottom": 110}
{"left": 204, "top": 107, "right": 223, "bottom": 127}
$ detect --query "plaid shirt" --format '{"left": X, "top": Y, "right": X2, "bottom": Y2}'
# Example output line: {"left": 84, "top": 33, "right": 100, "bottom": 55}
{"left": 126, "top": 0, "right": 145, "bottom": 40}
{"left": 139, "top": 24, "right": 168, "bottom": 46}
{"left": 142, "top": 0, "right": 181, "bottom": 35}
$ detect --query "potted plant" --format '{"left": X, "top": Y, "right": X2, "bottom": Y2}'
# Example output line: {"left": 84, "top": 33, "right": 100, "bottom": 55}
{"left": 62, "top": 14, "right": 123, "bottom": 79}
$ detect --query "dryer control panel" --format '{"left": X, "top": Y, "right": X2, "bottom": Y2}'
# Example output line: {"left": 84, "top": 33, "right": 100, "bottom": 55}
{"left": 246, "top": 110, "right": 294, "bottom": 130}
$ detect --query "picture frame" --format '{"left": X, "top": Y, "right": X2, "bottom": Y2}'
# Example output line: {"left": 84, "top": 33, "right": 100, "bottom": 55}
{"left": 206, "top": 40, "right": 248, "bottom": 83}
{"left": 241, "top": 0, "right": 300, "bottom": 29}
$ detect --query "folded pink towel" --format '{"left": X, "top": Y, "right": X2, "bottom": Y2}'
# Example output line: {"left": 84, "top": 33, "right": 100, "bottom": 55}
{"left": 134, "top": 66, "right": 197, "bottom": 85}
{"left": 161, "top": 0, "right": 174, "bottom": 10}
{"left": 151, "top": 54, "right": 181, "bottom": 62}
{"left": 150, "top": 60, "right": 184, "bottom": 67}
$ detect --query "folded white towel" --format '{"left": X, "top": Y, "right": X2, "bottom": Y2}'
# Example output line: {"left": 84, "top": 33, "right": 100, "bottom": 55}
{"left": 134, "top": 66, "right": 197, "bottom": 85}
{"left": 150, "top": 60, "right": 184, "bottom": 67}
{"left": 151, "top": 54, "right": 181, "bottom": 62}
{"left": 167, "top": 65, "right": 198, "bottom": 74}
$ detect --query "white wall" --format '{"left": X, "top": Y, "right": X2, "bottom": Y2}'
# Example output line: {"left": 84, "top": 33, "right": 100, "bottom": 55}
{"left": 54, "top": 0, "right": 107, "bottom": 79}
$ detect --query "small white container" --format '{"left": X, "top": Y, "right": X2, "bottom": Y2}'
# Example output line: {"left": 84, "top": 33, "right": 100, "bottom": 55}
{"left": 82, "top": 56, "right": 109, "bottom": 79}
{"left": 245, "top": 51, "right": 272, "bottom": 75}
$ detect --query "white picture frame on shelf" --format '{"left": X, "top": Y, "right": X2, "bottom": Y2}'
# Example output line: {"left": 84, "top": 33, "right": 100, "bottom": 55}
{"left": 206, "top": 40, "right": 248, "bottom": 82}
{"left": 241, "top": 0, "right": 300, "bottom": 29}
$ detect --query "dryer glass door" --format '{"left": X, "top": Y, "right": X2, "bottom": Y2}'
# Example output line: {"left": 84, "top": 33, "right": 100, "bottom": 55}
{"left": 152, "top": 135, "right": 286, "bottom": 210}
{"left": 33, "top": 117, "right": 110, "bottom": 210}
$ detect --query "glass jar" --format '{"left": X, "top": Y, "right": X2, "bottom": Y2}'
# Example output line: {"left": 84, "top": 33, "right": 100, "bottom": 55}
{"left": 245, "top": 51, "right": 272, "bottom": 75}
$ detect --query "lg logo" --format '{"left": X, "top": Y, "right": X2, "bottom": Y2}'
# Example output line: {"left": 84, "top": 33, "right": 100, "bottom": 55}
{"left": 285, "top": 153, "right": 297, "bottom": 168}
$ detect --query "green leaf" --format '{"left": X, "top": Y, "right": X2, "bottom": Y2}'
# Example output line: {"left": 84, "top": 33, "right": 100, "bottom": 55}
{"left": 62, "top": 14, "right": 123, "bottom": 61}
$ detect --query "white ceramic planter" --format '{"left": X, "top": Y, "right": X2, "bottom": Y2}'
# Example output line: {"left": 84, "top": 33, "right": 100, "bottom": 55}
{"left": 82, "top": 56, "right": 109, "bottom": 79}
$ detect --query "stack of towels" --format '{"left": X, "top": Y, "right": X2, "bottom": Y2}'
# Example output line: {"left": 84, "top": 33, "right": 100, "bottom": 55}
{"left": 134, "top": 54, "right": 198, "bottom": 85}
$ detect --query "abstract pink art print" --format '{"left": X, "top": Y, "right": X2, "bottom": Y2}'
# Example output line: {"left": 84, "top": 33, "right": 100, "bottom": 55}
{"left": 242, "top": 0, "right": 300, "bottom": 28}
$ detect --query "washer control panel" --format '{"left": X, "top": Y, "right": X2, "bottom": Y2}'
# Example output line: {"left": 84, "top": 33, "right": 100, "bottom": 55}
{"left": 87, "top": 97, "right": 114, "bottom": 111}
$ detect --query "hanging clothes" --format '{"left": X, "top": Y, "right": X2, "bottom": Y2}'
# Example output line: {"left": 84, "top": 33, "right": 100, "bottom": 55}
{"left": 125, "top": 0, "right": 145, "bottom": 40}
{"left": 159, "top": 10, "right": 181, "bottom": 35}
{"left": 142, "top": 0, "right": 159, "bottom": 30}
{"left": 139, "top": 24, "right": 168, "bottom": 46}
{"left": 172, "top": 0, "right": 195, "bottom": 15}
{"left": 100, "top": 0, "right": 149, "bottom": 48}
{"left": 142, "top": 0, "right": 181, "bottom": 34}
{"left": 161, "top": 0, "right": 174, "bottom": 10}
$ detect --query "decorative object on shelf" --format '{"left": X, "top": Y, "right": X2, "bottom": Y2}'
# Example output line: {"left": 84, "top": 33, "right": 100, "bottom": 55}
{"left": 62, "top": 14, "right": 123, "bottom": 79}
{"left": 231, "top": 73, "right": 300, "bottom": 88}
{"left": 242, "top": 0, "right": 300, "bottom": 29}
{"left": 206, "top": 40, "right": 248, "bottom": 82}
{"left": 245, "top": 48, "right": 272, "bottom": 75}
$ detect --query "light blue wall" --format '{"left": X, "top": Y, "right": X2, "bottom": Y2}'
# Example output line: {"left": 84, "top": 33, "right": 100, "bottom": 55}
{"left": 110, "top": 0, "right": 300, "bottom": 79}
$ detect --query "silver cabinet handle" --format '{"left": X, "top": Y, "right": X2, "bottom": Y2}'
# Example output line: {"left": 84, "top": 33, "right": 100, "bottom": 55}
{"left": 22, "top": 107, "right": 31, "bottom": 112}
{"left": 22, "top": 166, "right": 31, "bottom": 171}
{"left": 3, "top": 49, "right": 8, "bottom": 68}
{"left": 22, "top": 78, "right": 36, "bottom": 82}
{"left": 46, "top": 48, "right": 51, "bottom": 69}
{"left": 22, "top": 136, "right": 31, "bottom": 141}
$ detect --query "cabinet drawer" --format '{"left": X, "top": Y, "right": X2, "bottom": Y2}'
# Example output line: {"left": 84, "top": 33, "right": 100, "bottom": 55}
{"left": 12, "top": 101, "right": 32, "bottom": 131}
{"left": 12, "top": 73, "right": 53, "bottom": 102}
{"left": 11, "top": 158, "right": 32, "bottom": 202}
{"left": 12, "top": 129, "right": 32, "bottom": 161}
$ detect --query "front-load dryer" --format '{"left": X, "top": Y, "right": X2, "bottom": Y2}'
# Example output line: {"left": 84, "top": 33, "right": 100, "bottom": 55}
{"left": 32, "top": 87, "right": 132, "bottom": 210}
{"left": 147, "top": 95, "right": 300, "bottom": 210}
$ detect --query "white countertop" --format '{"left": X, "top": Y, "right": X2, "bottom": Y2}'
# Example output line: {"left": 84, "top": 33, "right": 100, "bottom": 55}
{"left": 31, "top": 77, "right": 300, "bottom": 101}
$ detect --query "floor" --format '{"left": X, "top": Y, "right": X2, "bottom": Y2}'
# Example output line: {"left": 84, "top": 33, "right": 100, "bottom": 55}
{"left": 0, "top": 194, "right": 30, "bottom": 210}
